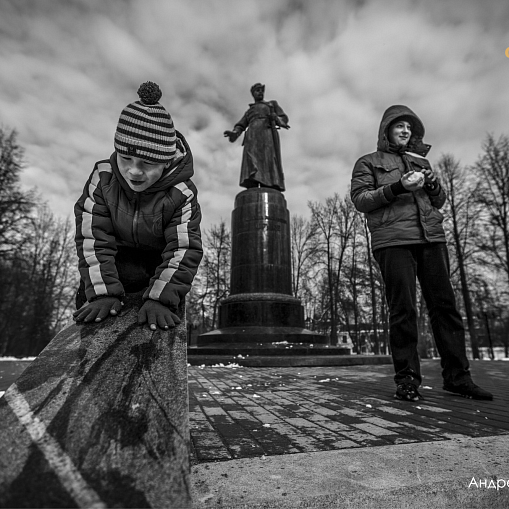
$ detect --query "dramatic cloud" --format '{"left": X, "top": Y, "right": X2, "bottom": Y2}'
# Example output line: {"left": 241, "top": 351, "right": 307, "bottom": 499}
{"left": 1, "top": 0, "right": 509, "bottom": 231}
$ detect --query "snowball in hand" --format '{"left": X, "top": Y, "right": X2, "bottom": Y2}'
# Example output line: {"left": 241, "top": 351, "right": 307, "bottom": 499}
{"left": 406, "top": 171, "right": 425, "bottom": 188}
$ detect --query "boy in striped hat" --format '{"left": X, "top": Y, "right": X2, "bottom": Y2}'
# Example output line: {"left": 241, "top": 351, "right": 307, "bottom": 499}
{"left": 73, "top": 82, "right": 203, "bottom": 330}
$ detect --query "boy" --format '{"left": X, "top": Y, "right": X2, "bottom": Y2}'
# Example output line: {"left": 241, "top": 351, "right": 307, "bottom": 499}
{"left": 73, "top": 81, "right": 203, "bottom": 331}
{"left": 351, "top": 104, "right": 492, "bottom": 401}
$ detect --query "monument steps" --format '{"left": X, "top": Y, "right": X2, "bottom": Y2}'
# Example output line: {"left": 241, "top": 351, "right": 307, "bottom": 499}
{"left": 189, "top": 344, "right": 351, "bottom": 356}
{"left": 187, "top": 345, "right": 392, "bottom": 367}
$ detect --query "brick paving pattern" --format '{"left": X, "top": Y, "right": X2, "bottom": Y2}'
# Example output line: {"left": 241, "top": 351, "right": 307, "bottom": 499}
{"left": 2, "top": 357, "right": 507, "bottom": 466}
{"left": 188, "top": 359, "right": 509, "bottom": 464}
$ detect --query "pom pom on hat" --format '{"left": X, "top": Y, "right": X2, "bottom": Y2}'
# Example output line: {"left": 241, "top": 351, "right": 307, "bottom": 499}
{"left": 137, "top": 81, "right": 162, "bottom": 105}
{"left": 114, "top": 81, "right": 176, "bottom": 163}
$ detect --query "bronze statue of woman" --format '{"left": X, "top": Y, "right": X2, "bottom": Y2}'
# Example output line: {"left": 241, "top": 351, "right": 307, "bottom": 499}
{"left": 224, "top": 83, "right": 289, "bottom": 191}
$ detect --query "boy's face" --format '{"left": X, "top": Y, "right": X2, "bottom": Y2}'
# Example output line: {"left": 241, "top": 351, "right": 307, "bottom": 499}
{"left": 388, "top": 120, "right": 412, "bottom": 147}
{"left": 117, "top": 154, "right": 168, "bottom": 192}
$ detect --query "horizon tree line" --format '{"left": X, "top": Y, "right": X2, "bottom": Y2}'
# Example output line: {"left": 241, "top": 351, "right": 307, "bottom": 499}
{"left": 0, "top": 124, "right": 507, "bottom": 358}
{"left": 187, "top": 135, "right": 509, "bottom": 358}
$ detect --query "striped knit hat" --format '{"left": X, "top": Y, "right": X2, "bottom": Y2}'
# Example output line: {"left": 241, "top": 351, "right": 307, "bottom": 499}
{"left": 114, "top": 82, "right": 176, "bottom": 163}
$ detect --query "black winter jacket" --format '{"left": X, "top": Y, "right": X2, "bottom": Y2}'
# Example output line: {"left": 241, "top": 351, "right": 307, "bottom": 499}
{"left": 350, "top": 105, "right": 446, "bottom": 252}
{"left": 74, "top": 132, "right": 203, "bottom": 310}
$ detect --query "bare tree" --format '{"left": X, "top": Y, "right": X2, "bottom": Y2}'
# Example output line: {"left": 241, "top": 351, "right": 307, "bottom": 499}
{"left": 30, "top": 205, "right": 78, "bottom": 330}
{"left": 185, "top": 281, "right": 211, "bottom": 340}
{"left": 290, "top": 214, "right": 317, "bottom": 298}
{"left": 436, "top": 154, "right": 481, "bottom": 359}
{"left": 338, "top": 213, "right": 365, "bottom": 352}
{"left": 308, "top": 194, "right": 357, "bottom": 343}
{"left": 208, "top": 221, "right": 231, "bottom": 328}
{"left": 0, "top": 127, "right": 78, "bottom": 356}
{"left": 359, "top": 216, "right": 383, "bottom": 354}
{"left": 473, "top": 134, "right": 509, "bottom": 287}
{"left": 189, "top": 221, "right": 231, "bottom": 331}
{"left": 0, "top": 127, "right": 35, "bottom": 255}
{"left": 0, "top": 204, "right": 79, "bottom": 356}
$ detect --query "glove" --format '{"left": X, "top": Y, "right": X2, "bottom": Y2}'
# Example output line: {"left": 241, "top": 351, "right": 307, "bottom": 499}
{"left": 138, "top": 299, "right": 181, "bottom": 331}
{"left": 73, "top": 296, "right": 122, "bottom": 323}
{"left": 422, "top": 168, "right": 439, "bottom": 192}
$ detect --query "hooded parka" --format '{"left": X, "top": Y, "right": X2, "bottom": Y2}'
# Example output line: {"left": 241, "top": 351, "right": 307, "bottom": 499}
{"left": 351, "top": 105, "right": 446, "bottom": 252}
{"left": 74, "top": 132, "right": 203, "bottom": 311}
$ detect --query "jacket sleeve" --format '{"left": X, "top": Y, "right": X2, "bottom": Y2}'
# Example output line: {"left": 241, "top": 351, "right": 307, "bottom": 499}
{"left": 350, "top": 157, "right": 393, "bottom": 213}
{"left": 144, "top": 180, "right": 203, "bottom": 310}
{"left": 424, "top": 181, "right": 446, "bottom": 209}
{"left": 74, "top": 163, "right": 124, "bottom": 302}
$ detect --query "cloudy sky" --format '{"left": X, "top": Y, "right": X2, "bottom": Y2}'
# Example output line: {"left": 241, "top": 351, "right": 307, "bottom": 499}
{"left": 1, "top": 0, "right": 509, "bottom": 232}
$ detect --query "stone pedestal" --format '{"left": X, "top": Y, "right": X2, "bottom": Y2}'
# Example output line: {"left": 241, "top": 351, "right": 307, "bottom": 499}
{"left": 0, "top": 293, "right": 191, "bottom": 508}
{"left": 198, "top": 188, "right": 326, "bottom": 345}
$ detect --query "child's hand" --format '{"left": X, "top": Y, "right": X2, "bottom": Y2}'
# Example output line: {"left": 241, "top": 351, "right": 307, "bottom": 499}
{"left": 422, "top": 167, "right": 437, "bottom": 186}
{"left": 138, "top": 299, "right": 181, "bottom": 331}
{"left": 401, "top": 170, "right": 425, "bottom": 191}
{"left": 73, "top": 296, "right": 122, "bottom": 323}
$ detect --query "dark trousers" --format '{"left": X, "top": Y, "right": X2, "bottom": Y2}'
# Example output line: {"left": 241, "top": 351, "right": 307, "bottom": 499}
{"left": 76, "top": 246, "right": 161, "bottom": 309}
{"left": 374, "top": 243, "right": 471, "bottom": 387}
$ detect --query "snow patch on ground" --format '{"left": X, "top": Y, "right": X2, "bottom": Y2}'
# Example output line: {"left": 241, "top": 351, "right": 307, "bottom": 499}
{"left": 0, "top": 357, "right": 35, "bottom": 361}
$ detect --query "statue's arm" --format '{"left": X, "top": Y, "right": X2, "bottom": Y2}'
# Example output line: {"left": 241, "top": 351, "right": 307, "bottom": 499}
{"left": 270, "top": 100, "right": 289, "bottom": 129}
{"left": 224, "top": 111, "right": 248, "bottom": 143}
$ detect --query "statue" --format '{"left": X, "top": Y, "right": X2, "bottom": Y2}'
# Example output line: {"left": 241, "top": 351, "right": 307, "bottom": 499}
{"left": 224, "top": 83, "right": 289, "bottom": 191}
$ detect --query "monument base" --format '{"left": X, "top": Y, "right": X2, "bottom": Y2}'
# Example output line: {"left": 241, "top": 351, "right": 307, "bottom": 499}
{"left": 197, "top": 292, "right": 327, "bottom": 346}
{"left": 219, "top": 292, "right": 304, "bottom": 327}
{"left": 197, "top": 187, "right": 328, "bottom": 349}
{"left": 197, "top": 325, "right": 328, "bottom": 346}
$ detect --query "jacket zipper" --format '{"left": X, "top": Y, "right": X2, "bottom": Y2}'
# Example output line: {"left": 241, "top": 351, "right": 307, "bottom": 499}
{"left": 133, "top": 193, "right": 140, "bottom": 246}
{"left": 401, "top": 153, "right": 429, "bottom": 241}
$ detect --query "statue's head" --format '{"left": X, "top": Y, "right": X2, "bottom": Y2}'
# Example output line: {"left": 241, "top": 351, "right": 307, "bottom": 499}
{"left": 250, "top": 83, "right": 265, "bottom": 101}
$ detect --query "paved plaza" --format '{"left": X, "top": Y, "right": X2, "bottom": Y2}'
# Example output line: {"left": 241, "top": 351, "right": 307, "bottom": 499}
{"left": 188, "top": 359, "right": 507, "bottom": 463}
{"left": 1, "top": 357, "right": 508, "bottom": 508}
{"left": 188, "top": 359, "right": 509, "bottom": 508}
